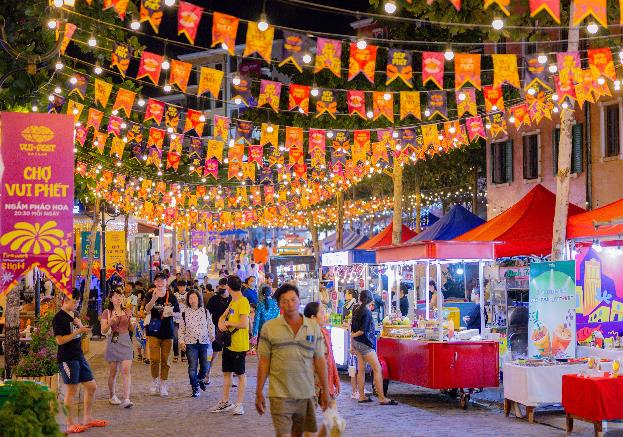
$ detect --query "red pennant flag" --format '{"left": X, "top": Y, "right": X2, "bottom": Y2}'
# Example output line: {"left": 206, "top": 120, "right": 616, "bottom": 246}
{"left": 112, "top": 88, "right": 136, "bottom": 118}
{"left": 204, "top": 158, "right": 219, "bottom": 178}
{"left": 137, "top": 51, "right": 163, "bottom": 85}
{"left": 288, "top": 84, "right": 310, "bottom": 114}
{"left": 169, "top": 59, "right": 192, "bottom": 92}
{"left": 144, "top": 98, "right": 165, "bottom": 124}
{"left": 529, "top": 0, "right": 560, "bottom": 23}
{"left": 248, "top": 145, "right": 264, "bottom": 164}
{"left": 347, "top": 90, "right": 366, "bottom": 119}
{"left": 178, "top": 1, "right": 203, "bottom": 44}
{"left": 184, "top": 109, "right": 205, "bottom": 136}
{"left": 422, "top": 52, "right": 445, "bottom": 89}
{"left": 348, "top": 42, "right": 377, "bottom": 83}
{"left": 211, "top": 12, "right": 239, "bottom": 55}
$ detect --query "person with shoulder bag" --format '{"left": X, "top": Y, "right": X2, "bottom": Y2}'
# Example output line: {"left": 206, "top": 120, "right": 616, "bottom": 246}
{"left": 144, "top": 273, "right": 180, "bottom": 397}
{"left": 179, "top": 290, "right": 215, "bottom": 397}
{"left": 101, "top": 287, "right": 136, "bottom": 408}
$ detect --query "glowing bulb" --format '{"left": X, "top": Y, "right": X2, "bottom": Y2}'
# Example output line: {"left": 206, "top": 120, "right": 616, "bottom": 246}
{"left": 561, "top": 101, "right": 569, "bottom": 109}
{"left": 234, "top": 97, "right": 242, "bottom": 105}
{"left": 311, "top": 87, "right": 319, "bottom": 97}
{"left": 587, "top": 22, "right": 599, "bottom": 34}
{"left": 424, "top": 109, "right": 431, "bottom": 117}
{"left": 537, "top": 54, "right": 548, "bottom": 64}
{"left": 553, "top": 106, "right": 559, "bottom": 113}
{"left": 266, "top": 124, "right": 274, "bottom": 133}
{"left": 548, "top": 64, "right": 558, "bottom": 73}
{"left": 384, "top": 0, "right": 397, "bottom": 13}
{"left": 88, "top": 36, "right": 97, "bottom": 47}
{"left": 121, "top": 122, "right": 127, "bottom": 129}
{"left": 161, "top": 59, "right": 170, "bottom": 70}
{"left": 356, "top": 39, "right": 367, "bottom": 50}
{"left": 392, "top": 131, "right": 399, "bottom": 139}
{"left": 444, "top": 48, "right": 454, "bottom": 61}
{"left": 130, "top": 19, "right": 140, "bottom": 30}
{"left": 198, "top": 114, "right": 206, "bottom": 122}
{"left": 138, "top": 97, "right": 146, "bottom": 107}
{"left": 327, "top": 131, "right": 334, "bottom": 138}
{"left": 53, "top": 0, "right": 64, "bottom": 7}
{"left": 456, "top": 267, "right": 464, "bottom": 275}
{"left": 111, "top": 109, "right": 118, "bottom": 116}
{"left": 32, "top": 105, "right": 38, "bottom": 112}
{"left": 508, "top": 115, "right": 516, "bottom": 123}
{"left": 366, "top": 110, "right": 373, "bottom": 119}
{"left": 54, "top": 86, "right": 61, "bottom": 94}
{"left": 69, "top": 76, "right": 77, "bottom": 85}
{"left": 72, "top": 107, "right": 79, "bottom": 115}
{"left": 438, "top": 134, "right": 444, "bottom": 141}
{"left": 485, "top": 123, "right": 492, "bottom": 130}
{"left": 302, "top": 53, "right": 312, "bottom": 64}
{"left": 232, "top": 75, "right": 241, "bottom": 86}
{"left": 383, "top": 92, "right": 391, "bottom": 101}
{"left": 458, "top": 92, "right": 466, "bottom": 101}
{"left": 221, "top": 43, "right": 228, "bottom": 51}
{"left": 617, "top": 247, "right": 623, "bottom": 256}
{"left": 257, "top": 13, "right": 269, "bottom": 32}
{"left": 491, "top": 18, "right": 504, "bottom": 30}
{"left": 163, "top": 83, "right": 172, "bottom": 92}
{"left": 552, "top": 93, "right": 559, "bottom": 101}
{"left": 597, "top": 76, "right": 605, "bottom": 85}
{"left": 527, "top": 88, "right": 536, "bottom": 96}
{"left": 47, "top": 19, "right": 57, "bottom": 29}
{"left": 491, "top": 105, "right": 498, "bottom": 111}
{"left": 449, "top": 126, "right": 456, "bottom": 134}
{"left": 593, "top": 241, "right": 603, "bottom": 253}
{"left": 164, "top": 0, "right": 175, "bottom": 5}
{"left": 55, "top": 60, "right": 64, "bottom": 70}
{"left": 94, "top": 64, "right": 103, "bottom": 75}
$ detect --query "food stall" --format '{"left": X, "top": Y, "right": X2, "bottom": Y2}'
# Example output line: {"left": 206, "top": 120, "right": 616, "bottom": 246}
{"left": 375, "top": 240, "right": 499, "bottom": 408}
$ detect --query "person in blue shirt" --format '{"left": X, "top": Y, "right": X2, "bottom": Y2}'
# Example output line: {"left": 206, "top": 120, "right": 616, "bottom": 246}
{"left": 241, "top": 276, "right": 258, "bottom": 307}
{"left": 252, "top": 284, "right": 280, "bottom": 337}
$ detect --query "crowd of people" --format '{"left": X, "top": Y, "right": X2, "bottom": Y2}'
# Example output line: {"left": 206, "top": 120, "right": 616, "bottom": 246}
{"left": 51, "top": 257, "right": 400, "bottom": 435}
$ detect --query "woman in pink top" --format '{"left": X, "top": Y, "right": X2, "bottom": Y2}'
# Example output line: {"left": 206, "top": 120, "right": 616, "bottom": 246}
{"left": 101, "top": 287, "right": 136, "bottom": 408}
{"left": 304, "top": 302, "right": 340, "bottom": 437}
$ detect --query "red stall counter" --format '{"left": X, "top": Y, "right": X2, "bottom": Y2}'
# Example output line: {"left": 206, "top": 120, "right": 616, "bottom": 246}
{"left": 377, "top": 338, "right": 499, "bottom": 407}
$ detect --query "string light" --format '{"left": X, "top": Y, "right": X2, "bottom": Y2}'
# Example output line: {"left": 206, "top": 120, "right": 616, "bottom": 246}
{"left": 234, "top": 97, "right": 242, "bottom": 105}
{"left": 266, "top": 123, "right": 274, "bottom": 133}
{"left": 54, "top": 86, "right": 62, "bottom": 94}
{"left": 384, "top": 0, "right": 397, "bottom": 14}
{"left": 302, "top": 53, "right": 312, "bottom": 63}
{"left": 164, "top": 0, "right": 176, "bottom": 6}
{"left": 491, "top": 18, "right": 504, "bottom": 30}
{"left": 366, "top": 110, "right": 373, "bottom": 119}
{"left": 444, "top": 48, "right": 454, "bottom": 61}
{"left": 163, "top": 83, "right": 172, "bottom": 92}
{"left": 383, "top": 92, "right": 391, "bottom": 101}
{"left": 548, "top": 64, "right": 558, "bottom": 73}
{"left": 94, "top": 63, "right": 103, "bottom": 75}
{"left": 87, "top": 35, "right": 97, "bottom": 47}
{"left": 32, "top": 104, "right": 38, "bottom": 112}
{"left": 561, "top": 101, "right": 569, "bottom": 109}
{"left": 508, "top": 115, "right": 516, "bottom": 123}
{"left": 137, "top": 97, "right": 146, "bottom": 107}
{"left": 326, "top": 131, "right": 334, "bottom": 138}
{"left": 458, "top": 92, "right": 466, "bottom": 101}
{"left": 310, "top": 85, "right": 319, "bottom": 97}
{"left": 537, "top": 54, "right": 548, "bottom": 64}
{"left": 53, "top": 0, "right": 64, "bottom": 7}
{"left": 130, "top": 17, "right": 140, "bottom": 30}
{"left": 356, "top": 38, "right": 367, "bottom": 50}
{"left": 552, "top": 93, "right": 559, "bottom": 101}
{"left": 257, "top": 13, "right": 269, "bottom": 32}
{"left": 527, "top": 88, "right": 536, "bottom": 96}
{"left": 424, "top": 108, "right": 431, "bottom": 117}
{"left": 597, "top": 76, "right": 605, "bottom": 85}
{"left": 161, "top": 58, "right": 170, "bottom": 70}
{"left": 47, "top": 19, "right": 57, "bottom": 29}
{"left": 55, "top": 60, "right": 64, "bottom": 70}
{"left": 232, "top": 75, "right": 241, "bottom": 86}
{"left": 586, "top": 22, "right": 599, "bottom": 34}
{"left": 198, "top": 114, "right": 206, "bottom": 122}
{"left": 69, "top": 76, "right": 78, "bottom": 85}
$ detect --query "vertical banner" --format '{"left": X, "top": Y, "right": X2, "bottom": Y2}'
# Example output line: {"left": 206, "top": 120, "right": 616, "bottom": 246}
{"left": 0, "top": 113, "right": 75, "bottom": 296}
{"left": 528, "top": 261, "right": 576, "bottom": 359}
{"left": 105, "top": 230, "right": 126, "bottom": 279}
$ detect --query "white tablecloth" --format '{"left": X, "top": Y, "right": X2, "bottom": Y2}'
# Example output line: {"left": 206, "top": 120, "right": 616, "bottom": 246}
{"left": 577, "top": 346, "right": 623, "bottom": 361}
{"left": 503, "top": 362, "right": 585, "bottom": 406}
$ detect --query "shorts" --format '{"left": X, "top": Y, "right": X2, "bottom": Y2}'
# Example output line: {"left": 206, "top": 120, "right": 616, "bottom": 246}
{"left": 352, "top": 340, "right": 375, "bottom": 356}
{"left": 59, "top": 357, "right": 94, "bottom": 385}
{"left": 212, "top": 340, "right": 224, "bottom": 353}
{"left": 269, "top": 397, "right": 317, "bottom": 435}
{"left": 222, "top": 348, "right": 246, "bottom": 375}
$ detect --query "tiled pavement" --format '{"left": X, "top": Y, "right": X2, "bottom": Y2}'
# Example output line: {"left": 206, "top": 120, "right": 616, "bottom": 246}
{"left": 62, "top": 340, "right": 605, "bottom": 437}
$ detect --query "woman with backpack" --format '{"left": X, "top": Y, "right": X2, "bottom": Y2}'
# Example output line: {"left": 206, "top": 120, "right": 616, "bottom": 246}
{"left": 179, "top": 289, "right": 215, "bottom": 397}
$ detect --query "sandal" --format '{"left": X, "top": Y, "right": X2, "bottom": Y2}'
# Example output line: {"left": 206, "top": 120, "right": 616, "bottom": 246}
{"left": 358, "top": 398, "right": 373, "bottom": 403}
{"left": 85, "top": 419, "right": 108, "bottom": 428}
{"left": 67, "top": 424, "right": 88, "bottom": 434}
{"left": 379, "top": 399, "right": 398, "bottom": 406}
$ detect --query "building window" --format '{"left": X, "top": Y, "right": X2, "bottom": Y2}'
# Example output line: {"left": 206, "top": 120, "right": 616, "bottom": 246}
{"left": 523, "top": 133, "right": 539, "bottom": 180}
{"left": 553, "top": 124, "right": 584, "bottom": 175}
{"left": 492, "top": 140, "right": 513, "bottom": 184}
{"left": 605, "top": 104, "right": 620, "bottom": 157}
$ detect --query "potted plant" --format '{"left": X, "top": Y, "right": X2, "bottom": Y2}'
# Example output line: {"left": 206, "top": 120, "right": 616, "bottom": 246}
{"left": 13, "top": 311, "right": 60, "bottom": 394}
{"left": 0, "top": 380, "right": 63, "bottom": 436}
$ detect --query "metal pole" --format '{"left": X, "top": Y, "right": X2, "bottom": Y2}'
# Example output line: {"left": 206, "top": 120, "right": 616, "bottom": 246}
{"left": 479, "top": 261, "right": 485, "bottom": 334}
{"left": 436, "top": 262, "right": 443, "bottom": 341}
{"left": 425, "top": 260, "right": 430, "bottom": 320}
{"left": 34, "top": 269, "right": 40, "bottom": 319}
{"left": 100, "top": 205, "right": 106, "bottom": 302}
{"left": 411, "top": 263, "right": 417, "bottom": 320}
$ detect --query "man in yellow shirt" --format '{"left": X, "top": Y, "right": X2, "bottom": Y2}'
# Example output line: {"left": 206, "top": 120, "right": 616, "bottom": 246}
{"left": 211, "top": 275, "right": 250, "bottom": 415}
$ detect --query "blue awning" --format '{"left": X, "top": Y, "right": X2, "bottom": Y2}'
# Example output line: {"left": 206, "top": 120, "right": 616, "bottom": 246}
{"left": 409, "top": 205, "right": 484, "bottom": 242}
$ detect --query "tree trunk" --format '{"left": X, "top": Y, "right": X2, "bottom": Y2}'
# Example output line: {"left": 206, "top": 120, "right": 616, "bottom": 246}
{"left": 472, "top": 167, "right": 479, "bottom": 214}
{"left": 81, "top": 199, "right": 101, "bottom": 319}
{"left": 307, "top": 210, "right": 320, "bottom": 277}
{"left": 172, "top": 228, "right": 177, "bottom": 273}
{"left": 551, "top": 5, "right": 579, "bottom": 261}
{"left": 336, "top": 191, "right": 344, "bottom": 250}
{"left": 392, "top": 163, "right": 404, "bottom": 245}
{"left": 414, "top": 167, "right": 422, "bottom": 233}
{"left": 4, "top": 283, "right": 21, "bottom": 378}
{"left": 123, "top": 213, "right": 130, "bottom": 248}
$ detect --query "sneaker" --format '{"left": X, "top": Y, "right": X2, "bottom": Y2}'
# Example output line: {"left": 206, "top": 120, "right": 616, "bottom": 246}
{"left": 109, "top": 395, "right": 121, "bottom": 405}
{"left": 233, "top": 404, "right": 245, "bottom": 415}
{"left": 159, "top": 382, "right": 169, "bottom": 396}
{"left": 149, "top": 379, "right": 160, "bottom": 396}
{"left": 211, "top": 401, "right": 234, "bottom": 413}
{"left": 121, "top": 399, "right": 133, "bottom": 409}
{"left": 350, "top": 392, "right": 360, "bottom": 400}
{"left": 191, "top": 388, "right": 201, "bottom": 397}
{"left": 198, "top": 380, "right": 206, "bottom": 391}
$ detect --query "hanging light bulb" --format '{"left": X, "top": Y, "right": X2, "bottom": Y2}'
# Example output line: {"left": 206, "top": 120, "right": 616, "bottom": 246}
{"left": 456, "top": 267, "right": 464, "bottom": 275}
{"left": 552, "top": 93, "right": 559, "bottom": 101}
{"left": 266, "top": 123, "right": 274, "bottom": 133}
{"left": 47, "top": 19, "right": 57, "bottom": 29}
{"left": 444, "top": 48, "right": 454, "bottom": 61}
{"left": 392, "top": 130, "right": 399, "bottom": 139}
{"left": 586, "top": 22, "right": 599, "bottom": 34}
{"left": 384, "top": 0, "right": 397, "bottom": 13}
{"left": 617, "top": 246, "right": 623, "bottom": 256}
{"left": 491, "top": 17, "right": 504, "bottom": 30}
{"left": 527, "top": 87, "right": 536, "bottom": 96}
{"left": 508, "top": 115, "right": 516, "bottom": 124}
{"left": 53, "top": 0, "right": 64, "bottom": 7}
{"left": 449, "top": 125, "right": 456, "bottom": 134}
{"left": 163, "top": 83, "right": 172, "bottom": 92}
{"left": 302, "top": 53, "right": 312, "bottom": 64}
{"left": 94, "top": 63, "right": 103, "bottom": 75}
{"left": 593, "top": 240, "right": 603, "bottom": 253}
{"left": 69, "top": 76, "right": 77, "bottom": 85}
{"left": 164, "top": 0, "right": 175, "bottom": 6}
{"left": 491, "top": 105, "right": 498, "bottom": 111}
{"left": 561, "top": 101, "right": 569, "bottom": 109}
{"left": 121, "top": 122, "right": 127, "bottom": 129}
{"left": 615, "top": 80, "right": 621, "bottom": 91}
{"left": 55, "top": 60, "right": 64, "bottom": 70}
{"left": 87, "top": 35, "right": 97, "bottom": 47}
{"left": 537, "top": 54, "right": 548, "bottom": 64}
{"left": 548, "top": 64, "right": 558, "bottom": 73}
{"left": 553, "top": 106, "right": 559, "bottom": 113}
{"left": 458, "top": 92, "right": 466, "bottom": 101}
{"left": 232, "top": 75, "right": 242, "bottom": 86}
{"left": 327, "top": 131, "right": 334, "bottom": 138}
{"left": 310, "top": 85, "right": 319, "bottom": 97}
{"left": 130, "top": 17, "right": 140, "bottom": 30}
{"left": 383, "top": 92, "right": 391, "bottom": 101}
{"left": 597, "top": 76, "right": 606, "bottom": 85}
{"left": 221, "top": 43, "right": 228, "bottom": 51}
{"left": 54, "top": 85, "right": 62, "bottom": 94}
{"left": 32, "top": 104, "right": 38, "bottom": 112}
{"left": 234, "top": 97, "right": 242, "bottom": 105}
{"left": 424, "top": 108, "right": 431, "bottom": 117}
{"left": 161, "top": 58, "right": 170, "bottom": 70}
{"left": 257, "top": 13, "right": 269, "bottom": 32}
{"left": 137, "top": 97, "right": 146, "bottom": 107}
{"left": 438, "top": 133, "right": 444, "bottom": 141}
{"left": 356, "top": 38, "right": 367, "bottom": 50}
{"left": 198, "top": 114, "right": 206, "bottom": 122}
{"left": 485, "top": 123, "right": 492, "bottom": 130}
{"left": 366, "top": 110, "right": 373, "bottom": 119}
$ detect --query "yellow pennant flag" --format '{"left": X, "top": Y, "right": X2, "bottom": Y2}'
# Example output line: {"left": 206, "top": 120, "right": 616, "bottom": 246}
{"left": 260, "top": 122, "right": 279, "bottom": 146}
{"left": 492, "top": 54, "right": 520, "bottom": 89}
{"left": 94, "top": 79, "right": 113, "bottom": 108}
{"left": 197, "top": 67, "right": 224, "bottom": 98}
{"left": 66, "top": 100, "right": 84, "bottom": 122}
{"left": 400, "top": 91, "right": 421, "bottom": 120}
{"left": 243, "top": 22, "right": 275, "bottom": 63}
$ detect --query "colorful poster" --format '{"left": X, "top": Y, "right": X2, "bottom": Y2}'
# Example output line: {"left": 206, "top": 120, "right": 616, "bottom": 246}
{"left": 572, "top": 0, "right": 607, "bottom": 27}
{"left": 0, "top": 112, "right": 75, "bottom": 296}
{"left": 400, "top": 91, "right": 421, "bottom": 120}
{"left": 288, "top": 84, "right": 310, "bottom": 114}
{"left": 528, "top": 261, "right": 576, "bottom": 359}
{"left": 492, "top": 54, "right": 520, "bottom": 89}
{"left": 524, "top": 55, "right": 551, "bottom": 90}
{"left": 316, "top": 89, "right": 337, "bottom": 119}
{"left": 105, "top": 230, "right": 126, "bottom": 279}
{"left": 110, "top": 43, "right": 132, "bottom": 78}
{"left": 137, "top": 51, "right": 163, "bottom": 85}
{"left": 169, "top": 59, "right": 192, "bottom": 92}
{"left": 575, "top": 246, "right": 623, "bottom": 342}
{"left": 258, "top": 80, "right": 282, "bottom": 113}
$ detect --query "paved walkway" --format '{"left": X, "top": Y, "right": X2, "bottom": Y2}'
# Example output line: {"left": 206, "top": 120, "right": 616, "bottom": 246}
{"left": 52, "top": 340, "right": 610, "bottom": 437}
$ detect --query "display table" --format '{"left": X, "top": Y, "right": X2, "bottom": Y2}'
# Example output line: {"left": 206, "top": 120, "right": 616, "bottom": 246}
{"left": 577, "top": 346, "right": 623, "bottom": 361}
{"left": 503, "top": 362, "right": 584, "bottom": 423}
{"left": 377, "top": 338, "right": 499, "bottom": 408}
{"left": 563, "top": 374, "right": 623, "bottom": 437}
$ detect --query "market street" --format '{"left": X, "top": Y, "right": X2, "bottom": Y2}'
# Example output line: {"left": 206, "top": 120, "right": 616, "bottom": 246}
{"left": 75, "top": 341, "right": 599, "bottom": 437}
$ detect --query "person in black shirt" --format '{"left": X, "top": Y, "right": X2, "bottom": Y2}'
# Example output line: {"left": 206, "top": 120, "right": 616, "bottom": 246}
{"left": 53, "top": 291, "right": 108, "bottom": 433}
{"left": 350, "top": 290, "right": 397, "bottom": 406}
{"left": 205, "top": 277, "right": 231, "bottom": 383}
{"left": 463, "top": 289, "right": 487, "bottom": 333}
{"left": 399, "top": 285, "right": 410, "bottom": 317}
{"left": 145, "top": 273, "right": 180, "bottom": 396}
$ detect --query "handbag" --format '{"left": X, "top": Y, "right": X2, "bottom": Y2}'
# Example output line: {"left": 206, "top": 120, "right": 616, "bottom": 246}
{"left": 102, "top": 309, "right": 112, "bottom": 337}
{"left": 146, "top": 291, "right": 169, "bottom": 336}
{"left": 215, "top": 305, "right": 238, "bottom": 348}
